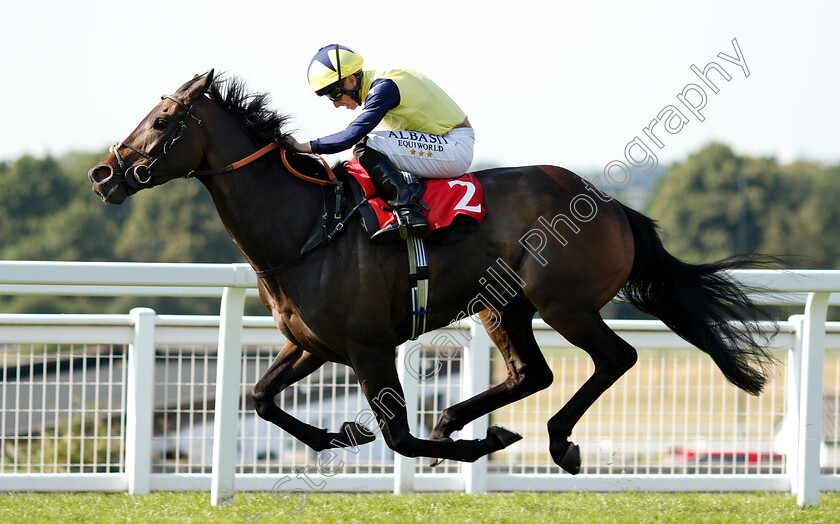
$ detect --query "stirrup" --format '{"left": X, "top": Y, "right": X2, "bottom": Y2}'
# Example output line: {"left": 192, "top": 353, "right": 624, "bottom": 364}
{"left": 371, "top": 221, "right": 402, "bottom": 244}
{"left": 371, "top": 208, "right": 427, "bottom": 244}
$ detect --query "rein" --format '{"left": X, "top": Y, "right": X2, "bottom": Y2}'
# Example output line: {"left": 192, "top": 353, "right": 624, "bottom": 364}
{"left": 280, "top": 149, "right": 340, "bottom": 186}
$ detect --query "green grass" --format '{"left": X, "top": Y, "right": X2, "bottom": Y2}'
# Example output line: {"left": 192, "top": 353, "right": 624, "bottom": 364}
{"left": 0, "top": 491, "right": 839, "bottom": 523}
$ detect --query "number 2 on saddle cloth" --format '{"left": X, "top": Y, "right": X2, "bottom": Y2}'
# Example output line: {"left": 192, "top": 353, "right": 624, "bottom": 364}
{"left": 344, "top": 159, "right": 486, "bottom": 237}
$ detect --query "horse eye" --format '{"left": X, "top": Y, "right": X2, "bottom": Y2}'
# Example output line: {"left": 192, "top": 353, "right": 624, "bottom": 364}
{"left": 153, "top": 118, "right": 168, "bottom": 130}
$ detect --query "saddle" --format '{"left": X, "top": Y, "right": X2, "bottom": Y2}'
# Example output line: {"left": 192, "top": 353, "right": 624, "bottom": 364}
{"left": 343, "top": 160, "right": 486, "bottom": 243}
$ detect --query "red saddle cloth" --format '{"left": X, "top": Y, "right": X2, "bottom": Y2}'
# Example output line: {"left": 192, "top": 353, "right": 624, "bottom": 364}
{"left": 344, "top": 160, "right": 486, "bottom": 237}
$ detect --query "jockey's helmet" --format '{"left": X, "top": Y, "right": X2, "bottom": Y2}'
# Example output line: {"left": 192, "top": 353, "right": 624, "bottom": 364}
{"left": 306, "top": 44, "right": 364, "bottom": 95}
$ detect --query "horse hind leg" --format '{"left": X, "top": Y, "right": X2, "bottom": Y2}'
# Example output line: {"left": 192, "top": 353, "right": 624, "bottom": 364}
{"left": 543, "top": 311, "right": 638, "bottom": 474}
{"left": 430, "top": 305, "right": 553, "bottom": 443}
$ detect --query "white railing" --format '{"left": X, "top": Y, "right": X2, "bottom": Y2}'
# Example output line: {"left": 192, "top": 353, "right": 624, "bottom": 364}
{"left": 0, "top": 261, "right": 838, "bottom": 508}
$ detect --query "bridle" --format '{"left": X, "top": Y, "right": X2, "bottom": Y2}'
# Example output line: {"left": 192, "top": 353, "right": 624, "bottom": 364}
{"left": 108, "top": 90, "right": 356, "bottom": 278}
{"left": 111, "top": 93, "right": 339, "bottom": 191}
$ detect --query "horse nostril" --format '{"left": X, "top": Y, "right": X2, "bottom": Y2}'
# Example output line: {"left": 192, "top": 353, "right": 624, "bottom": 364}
{"left": 91, "top": 165, "right": 113, "bottom": 182}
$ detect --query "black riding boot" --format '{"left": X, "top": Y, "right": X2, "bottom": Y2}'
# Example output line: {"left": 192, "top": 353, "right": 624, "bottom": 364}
{"left": 367, "top": 159, "right": 428, "bottom": 244}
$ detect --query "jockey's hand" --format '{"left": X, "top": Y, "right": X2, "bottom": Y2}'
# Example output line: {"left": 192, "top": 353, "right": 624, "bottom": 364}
{"left": 289, "top": 137, "right": 313, "bottom": 154}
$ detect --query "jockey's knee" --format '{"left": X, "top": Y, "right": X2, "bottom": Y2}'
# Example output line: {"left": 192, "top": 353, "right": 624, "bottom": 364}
{"left": 353, "top": 137, "right": 389, "bottom": 172}
{"left": 351, "top": 139, "right": 365, "bottom": 161}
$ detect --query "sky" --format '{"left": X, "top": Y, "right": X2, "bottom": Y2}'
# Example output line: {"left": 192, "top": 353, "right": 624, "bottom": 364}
{"left": 1, "top": 0, "right": 838, "bottom": 174}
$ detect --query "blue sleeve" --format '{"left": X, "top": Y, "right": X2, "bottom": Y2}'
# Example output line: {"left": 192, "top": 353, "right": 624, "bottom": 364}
{"left": 311, "top": 79, "right": 400, "bottom": 154}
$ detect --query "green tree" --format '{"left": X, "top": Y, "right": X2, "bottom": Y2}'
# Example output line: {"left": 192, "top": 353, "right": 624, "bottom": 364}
{"left": 0, "top": 150, "right": 249, "bottom": 314}
{"left": 646, "top": 143, "right": 785, "bottom": 263}
{"left": 113, "top": 178, "right": 243, "bottom": 263}
{"left": 762, "top": 163, "right": 840, "bottom": 268}
{"left": 0, "top": 155, "right": 74, "bottom": 254}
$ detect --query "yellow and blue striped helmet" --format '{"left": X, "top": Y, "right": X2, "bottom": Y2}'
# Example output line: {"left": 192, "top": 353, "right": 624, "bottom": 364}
{"left": 306, "top": 44, "right": 364, "bottom": 95}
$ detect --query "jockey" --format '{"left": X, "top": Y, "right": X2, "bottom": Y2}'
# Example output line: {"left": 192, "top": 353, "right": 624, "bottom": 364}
{"left": 289, "top": 44, "right": 474, "bottom": 243}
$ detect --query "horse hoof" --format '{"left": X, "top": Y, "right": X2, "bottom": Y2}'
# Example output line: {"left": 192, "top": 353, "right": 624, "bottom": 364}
{"left": 556, "top": 442, "right": 581, "bottom": 475}
{"left": 429, "top": 437, "right": 453, "bottom": 467}
{"left": 339, "top": 421, "right": 376, "bottom": 446}
{"left": 487, "top": 424, "right": 523, "bottom": 449}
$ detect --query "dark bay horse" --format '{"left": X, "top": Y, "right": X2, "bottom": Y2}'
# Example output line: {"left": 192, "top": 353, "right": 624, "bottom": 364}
{"left": 89, "top": 70, "right": 774, "bottom": 474}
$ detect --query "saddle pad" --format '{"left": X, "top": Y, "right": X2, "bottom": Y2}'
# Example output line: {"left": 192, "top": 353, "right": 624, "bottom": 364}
{"left": 344, "top": 160, "right": 486, "bottom": 236}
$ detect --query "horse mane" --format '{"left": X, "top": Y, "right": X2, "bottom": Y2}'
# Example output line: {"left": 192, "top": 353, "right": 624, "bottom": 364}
{"left": 205, "top": 74, "right": 330, "bottom": 177}
{"left": 206, "top": 74, "right": 294, "bottom": 149}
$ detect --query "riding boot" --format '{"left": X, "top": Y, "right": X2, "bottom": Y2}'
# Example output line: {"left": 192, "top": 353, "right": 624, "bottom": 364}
{"left": 366, "top": 159, "right": 428, "bottom": 244}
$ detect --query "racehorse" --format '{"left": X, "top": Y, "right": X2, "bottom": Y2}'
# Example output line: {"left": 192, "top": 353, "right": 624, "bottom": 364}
{"left": 89, "top": 70, "right": 775, "bottom": 474}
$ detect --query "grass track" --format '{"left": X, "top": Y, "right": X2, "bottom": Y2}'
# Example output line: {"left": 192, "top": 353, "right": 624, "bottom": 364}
{"left": 1, "top": 491, "right": 839, "bottom": 523}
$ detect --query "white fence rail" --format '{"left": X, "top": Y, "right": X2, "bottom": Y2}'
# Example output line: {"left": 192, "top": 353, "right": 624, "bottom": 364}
{"left": 0, "top": 262, "right": 838, "bottom": 508}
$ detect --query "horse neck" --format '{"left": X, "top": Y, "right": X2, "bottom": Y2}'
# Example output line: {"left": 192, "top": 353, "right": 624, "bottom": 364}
{"left": 196, "top": 105, "right": 323, "bottom": 271}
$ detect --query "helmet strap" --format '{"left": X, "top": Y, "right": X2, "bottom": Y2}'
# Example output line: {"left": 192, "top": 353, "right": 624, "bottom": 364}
{"left": 333, "top": 72, "right": 362, "bottom": 105}
{"left": 346, "top": 72, "right": 363, "bottom": 105}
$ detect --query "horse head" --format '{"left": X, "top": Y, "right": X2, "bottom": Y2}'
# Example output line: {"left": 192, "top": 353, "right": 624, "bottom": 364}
{"left": 89, "top": 70, "right": 216, "bottom": 204}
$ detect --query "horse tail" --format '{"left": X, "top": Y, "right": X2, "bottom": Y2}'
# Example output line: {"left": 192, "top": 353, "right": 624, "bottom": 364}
{"left": 619, "top": 204, "right": 777, "bottom": 395}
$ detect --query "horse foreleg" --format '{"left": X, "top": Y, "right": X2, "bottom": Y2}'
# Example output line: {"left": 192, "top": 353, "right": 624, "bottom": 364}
{"left": 349, "top": 348, "right": 520, "bottom": 462}
{"left": 251, "top": 340, "right": 375, "bottom": 452}
{"left": 543, "top": 312, "right": 638, "bottom": 474}
{"left": 430, "top": 307, "right": 552, "bottom": 442}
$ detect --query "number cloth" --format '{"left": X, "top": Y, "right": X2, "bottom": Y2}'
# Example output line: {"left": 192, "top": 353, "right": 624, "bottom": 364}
{"left": 344, "top": 159, "right": 485, "bottom": 236}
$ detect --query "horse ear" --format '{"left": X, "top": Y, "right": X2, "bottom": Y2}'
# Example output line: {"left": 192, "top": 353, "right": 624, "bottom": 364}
{"left": 183, "top": 69, "right": 215, "bottom": 104}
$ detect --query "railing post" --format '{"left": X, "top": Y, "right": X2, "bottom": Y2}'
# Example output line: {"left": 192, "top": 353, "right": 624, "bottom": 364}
{"left": 395, "top": 342, "right": 419, "bottom": 494}
{"left": 797, "top": 292, "right": 831, "bottom": 507}
{"left": 462, "top": 318, "right": 491, "bottom": 494}
{"left": 126, "top": 307, "right": 156, "bottom": 495}
{"left": 210, "top": 286, "right": 247, "bottom": 506}
{"left": 787, "top": 314, "right": 804, "bottom": 496}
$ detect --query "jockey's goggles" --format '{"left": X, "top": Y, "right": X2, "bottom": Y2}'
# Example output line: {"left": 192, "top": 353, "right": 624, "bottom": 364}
{"left": 325, "top": 85, "right": 345, "bottom": 102}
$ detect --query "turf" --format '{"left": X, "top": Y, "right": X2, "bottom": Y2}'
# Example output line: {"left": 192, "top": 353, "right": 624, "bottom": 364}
{"left": 1, "top": 491, "right": 838, "bottom": 523}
